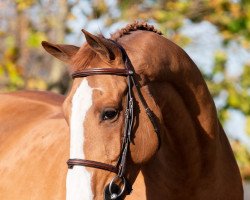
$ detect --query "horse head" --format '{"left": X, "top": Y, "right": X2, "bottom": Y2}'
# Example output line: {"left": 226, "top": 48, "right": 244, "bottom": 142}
{"left": 42, "top": 28, "right": 161, "bottom": 199}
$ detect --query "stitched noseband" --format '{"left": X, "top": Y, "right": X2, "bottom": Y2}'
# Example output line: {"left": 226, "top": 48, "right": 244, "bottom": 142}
{"left": 67, "top": 42, "right": 160, "bottom": 200}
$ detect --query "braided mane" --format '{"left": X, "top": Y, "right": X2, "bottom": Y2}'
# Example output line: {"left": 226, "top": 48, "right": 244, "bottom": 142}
{"left": 111, "top": 21, "right": 162, "bottom": 40}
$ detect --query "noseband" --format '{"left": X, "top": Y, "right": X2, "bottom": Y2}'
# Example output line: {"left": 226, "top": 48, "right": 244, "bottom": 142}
{"left": 67, "top": 42, "right": 160, "bottom": 199}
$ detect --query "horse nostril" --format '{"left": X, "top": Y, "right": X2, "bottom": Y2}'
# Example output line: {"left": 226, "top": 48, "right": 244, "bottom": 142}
{"left": 104, "top": 183, "right": 122, "bottom": 200}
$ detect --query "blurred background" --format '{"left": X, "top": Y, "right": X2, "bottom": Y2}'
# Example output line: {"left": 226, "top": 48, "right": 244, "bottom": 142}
{"left": 0, "top": 0, "right": 250, "bottom": 196}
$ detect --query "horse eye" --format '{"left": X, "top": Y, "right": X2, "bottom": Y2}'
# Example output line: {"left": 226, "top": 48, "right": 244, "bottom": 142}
{"left": 101, "top": 108, "right": 118, "bottom": 121}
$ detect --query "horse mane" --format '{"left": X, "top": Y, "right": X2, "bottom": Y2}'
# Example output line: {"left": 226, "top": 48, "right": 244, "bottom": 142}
{"left": 71, "top": 21, "right": 162, "bottom": 72}
{"left": 110, "top": 21, "right": 162, "bottom": 41}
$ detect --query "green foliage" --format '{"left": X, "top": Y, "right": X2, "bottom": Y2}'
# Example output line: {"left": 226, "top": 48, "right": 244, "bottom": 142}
{"left": 246, "top": 116, "right": 250, "bottom": 137}
{"left": 27, "top": 32, "right": 46, "bottom": 48}
{"left": 15, "top": 0, "right": 35, "bottom": 11}
{"left": 0, "top": 36, "right": 24, "bottom": 91}
{"left": 232, "top": 140, "right": 250, "bottom": 180}
{"left": 92, "top": 0, "right": 108, "bottom": 18}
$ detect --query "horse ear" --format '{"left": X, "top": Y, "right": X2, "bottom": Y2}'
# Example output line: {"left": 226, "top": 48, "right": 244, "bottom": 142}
{"left": 41, "top": 41, "right": 79, "bottom": 63}
{"left": 81, "top": 29, "right": 121, "bottom": 62}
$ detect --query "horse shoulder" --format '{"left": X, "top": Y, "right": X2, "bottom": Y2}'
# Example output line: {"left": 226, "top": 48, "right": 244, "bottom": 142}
{"left": 0, "top": 91, "right": 69, "bottom": 199}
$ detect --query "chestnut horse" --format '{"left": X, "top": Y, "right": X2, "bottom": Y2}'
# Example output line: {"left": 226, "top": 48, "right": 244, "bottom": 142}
{"left": 0, "top": 22, "right": 243, "bottom": 200}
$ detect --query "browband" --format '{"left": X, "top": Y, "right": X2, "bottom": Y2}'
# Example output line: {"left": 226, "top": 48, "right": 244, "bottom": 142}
{"left": 72, "top": 68, "right": 133, "bottom": 79}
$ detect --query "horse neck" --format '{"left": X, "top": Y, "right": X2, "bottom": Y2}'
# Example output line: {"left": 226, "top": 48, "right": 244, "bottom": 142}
{"left": 137, "top": 57, "right": 242, "bottom": 199}
{"left": 120, "top": 33, "right": 241, "bottom": 198}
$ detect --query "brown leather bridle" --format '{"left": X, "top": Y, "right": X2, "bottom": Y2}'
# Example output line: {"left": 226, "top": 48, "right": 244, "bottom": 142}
{"left": 67, "top": 41, "right": 160, "bottom": 200}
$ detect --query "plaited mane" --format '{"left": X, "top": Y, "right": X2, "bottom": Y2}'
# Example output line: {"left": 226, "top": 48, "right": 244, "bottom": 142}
{"left": 111, "top": 21, "right": 162, "bottom": 40}
{"left": 71, "top": 22, "right": 162, "bottom": 72}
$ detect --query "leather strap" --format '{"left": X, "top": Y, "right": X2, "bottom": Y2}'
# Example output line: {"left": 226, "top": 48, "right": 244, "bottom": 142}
{"left": 67, "top": 159, "right": 118, "bottom": 174}
{"left": 72, "top": 68, "right": 133, "bottom": 78}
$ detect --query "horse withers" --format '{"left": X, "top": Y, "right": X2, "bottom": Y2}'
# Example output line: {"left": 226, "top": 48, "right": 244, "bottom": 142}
{"left": 0, "top": 22, "right": 243, "bottom": 200}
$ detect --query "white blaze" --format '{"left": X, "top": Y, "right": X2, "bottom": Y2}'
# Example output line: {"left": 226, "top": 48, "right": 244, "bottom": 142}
{"left": 66, "top": 79, "right": 93, "bottom": 200}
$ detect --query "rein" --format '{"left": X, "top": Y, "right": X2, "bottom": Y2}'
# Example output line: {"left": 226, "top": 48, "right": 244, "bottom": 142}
{"left": 67, "top": 42, "right": 160, "bottom": 200}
